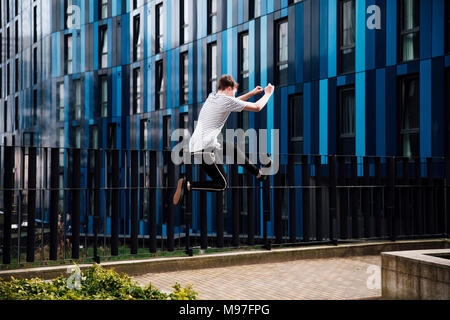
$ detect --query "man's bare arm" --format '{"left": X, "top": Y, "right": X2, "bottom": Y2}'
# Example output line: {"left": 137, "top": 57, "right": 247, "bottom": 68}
{"left": 237, "top": 92, "right": 254, "bottom": 101}
{"left": 243, "top": 84, "right": 275, "bottom": 112}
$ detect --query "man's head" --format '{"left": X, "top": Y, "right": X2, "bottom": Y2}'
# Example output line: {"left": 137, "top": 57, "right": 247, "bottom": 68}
{"left": 217, "top": 75, "right": 238, "bottom": 96}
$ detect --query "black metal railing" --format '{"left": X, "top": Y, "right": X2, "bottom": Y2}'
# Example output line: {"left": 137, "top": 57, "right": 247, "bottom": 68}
{"left": 0, "top": 145, "right": 449, "bottom": 266}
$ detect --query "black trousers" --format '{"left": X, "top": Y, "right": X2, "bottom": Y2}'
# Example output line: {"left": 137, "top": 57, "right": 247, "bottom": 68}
{"left": 189, "top": 141, "right": 260, "bottom": 192}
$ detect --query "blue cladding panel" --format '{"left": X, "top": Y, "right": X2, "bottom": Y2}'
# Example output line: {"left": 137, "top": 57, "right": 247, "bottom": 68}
{"left": 376, "top": 68, "right": 386, "bottom": 156}
{"left": 356, "top": 72, "right": 366, "bottom": 157}
{"left": 432, "top": 0, "right": 445, "bottom": 58}
{"left": 328, "top": 0, "right": 337, "bottom": 78}
{"left": 386, "top": 0, "right": 397, "bottom": 66}
{"left": 319, "top": 79, "right": 328, "bottom": 156}
{"left": 355, "top": 0, "right": 366, "bottom": 73}
{"left": 420, "top": 60, "right": 432, "bottom": 158}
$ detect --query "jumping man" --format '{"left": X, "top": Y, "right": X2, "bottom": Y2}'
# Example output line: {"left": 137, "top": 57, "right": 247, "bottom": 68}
{"left": 173, "top": 75, "right": 275, "bottom": 205}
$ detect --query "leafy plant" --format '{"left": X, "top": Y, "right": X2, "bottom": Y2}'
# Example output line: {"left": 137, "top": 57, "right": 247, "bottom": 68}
{"left": 0, "top": 264, "right": 197, "bottom": 300}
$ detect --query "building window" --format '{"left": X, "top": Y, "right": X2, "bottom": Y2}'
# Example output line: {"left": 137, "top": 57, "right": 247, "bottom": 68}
{"left": 133, "top": 15, "right": 142, "bottom": 62}
{"left": 15, "top": 20, "right": 19, "bottom": 54}
{"left": 180, "top": 0, "right": 190, "bottom": 45}
{"left": 288, "top": 94, "right": 303, "bottom": 156}
{"left": 337, "top": 86, "right": 355, "bottom": 155}
{"left": 249, "top": 0, "right": 261, "bottom": 20}
{"left": 238, "top": 32, "right": 249, "bottom": 94}
{"left": 74, "top": 80, "right": 82, "bottom": 120}
{"left": 33, "top": 89, "right": 37, "bottom": 125}
{"left": 33, "top": 47, "right": 38, "bottom": 84}
{"left": 398, "top": 75, "right": 420, "bottom": 158}
{"left": 207, "top": 0, "right": 217, "bottom": 35}
{"left": 65, "top": 0, "right": 73, "bottom": 29}
{"left": 140, "top": 119, "right": 148, "bottom": 149}
{"left": 207, "top": 42, "right": 217, "bottom": 94}
{"left": 7, "top": 27, "right": 10, "bottom": 60}
{"left": 99, "top": 25, "right": 108, "bottom": 69}
{"left": 107, "top": 123, "right": 116, "bottom": 149}
{"left": 163, "top": 115, "right": 171, "bottom": 150}
{"left": 33, "top": 5, "right": 37, "bottom": 43}
{"left": 4, "top": 101, "right": 7, "bottom": 132}
{"left": 133, "top": 67, "right": 141, "bottom": 114}
{"left": 57, "top": 82, "right": 65, "bottom": 121}
{"left": 155, "top": 60, "right": 164, "bottom": 110}
{"left": 398, "top": 0, "right": 420, "bottom": 63}
{"left": 180, "top": 51, "right": 189, "bottom": 105}
{"left": 59, "top": 127, "right": 65, "bottom": 166}
{"left": 15, "top": 58, "right": 19, "bottom": 93}
{"left": 90, "top": 125, "right": 99, "bottom": 149}
{"left": 14, "top": 96, "right": 19, "bottom": 130}
{"left": 74, "top": 126, "right": 81, "bottom": 148}
{"left": 64, "top": 34, "right": 73, "bottom": 74}
{"left": 0, "top": 31, "right": 2, "bottom": 64}
{"left": 15, "top": 0, "right": 18, "bottom": 16}
{"left": 0, "top": 67, "right": 2, "bottom": 97}
{"left": 100, "top": 76, "right": 108, "bottom": 117}
{"left": 155, "top": 3, "right": 164, "bottom": 54}
{"left": 100, "top": 0, "right": 108, "bottom": 20}
{"left": 275, "top": 19, "right": 288, "bottom": 86}
{"left": 133, "top": 0, "right": 143, "bottom": 10}
{"left": 7, "top": 63, "right": 10, "bottom": 95}
{"left": 338, "top": 0, "right": 355, "bottom": 74}
{"left": 6, "top": 0, "right": 10, "bottom": 22}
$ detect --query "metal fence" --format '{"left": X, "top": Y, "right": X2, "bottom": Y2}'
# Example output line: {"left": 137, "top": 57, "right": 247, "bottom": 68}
{"left": 1, "top": 145, "right": 449, "bottom": 266}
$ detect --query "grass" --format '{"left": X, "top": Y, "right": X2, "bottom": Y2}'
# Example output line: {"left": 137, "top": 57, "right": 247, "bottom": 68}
{"left": 1, "top": 244, "right": 264, "bottom": 271}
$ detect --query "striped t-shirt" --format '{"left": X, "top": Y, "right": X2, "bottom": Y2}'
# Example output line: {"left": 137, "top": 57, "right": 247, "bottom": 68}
{"left": 189, "top": 92, "right": 247, "bottom": 153}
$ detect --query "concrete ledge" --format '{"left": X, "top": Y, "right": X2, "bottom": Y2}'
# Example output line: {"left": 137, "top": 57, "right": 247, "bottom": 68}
{"left": 1, "top": 239, "right": 449, "bottom": 281}
{"left": 382, "top": 248, "right": 450, "bottom": 300}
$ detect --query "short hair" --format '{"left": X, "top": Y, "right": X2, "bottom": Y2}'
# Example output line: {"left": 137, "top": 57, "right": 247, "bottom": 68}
{"left": 217, "top": 75, "right": 239, "bottom": 91}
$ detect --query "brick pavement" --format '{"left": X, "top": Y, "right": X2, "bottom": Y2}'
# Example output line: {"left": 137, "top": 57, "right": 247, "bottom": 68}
{"left": 133, "top": 255, "right": 382, "bottom": 300}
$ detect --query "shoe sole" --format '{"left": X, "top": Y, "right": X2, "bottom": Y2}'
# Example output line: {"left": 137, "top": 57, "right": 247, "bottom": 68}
{"left": 173, "top": 178, "right": 185, "bottom": 205}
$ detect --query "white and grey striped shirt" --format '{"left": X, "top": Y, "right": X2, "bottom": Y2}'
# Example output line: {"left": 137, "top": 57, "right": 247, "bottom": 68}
{"left": 189, "top": 92, "right": 247, "bottom": 153}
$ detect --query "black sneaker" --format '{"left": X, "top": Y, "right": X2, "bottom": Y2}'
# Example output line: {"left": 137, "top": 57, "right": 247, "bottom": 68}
{"left": 173, "top": 176, "right": 187, "bottom": 206}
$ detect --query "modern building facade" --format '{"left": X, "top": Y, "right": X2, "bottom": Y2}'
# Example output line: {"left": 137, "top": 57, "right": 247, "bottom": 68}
{"left": 0, "top": 0, "right": 449, "bottom": 241}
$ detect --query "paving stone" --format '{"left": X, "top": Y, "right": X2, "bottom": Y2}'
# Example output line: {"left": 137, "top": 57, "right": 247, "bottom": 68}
{"left": 133, "top": 255, "right": 382, "bottom": 300}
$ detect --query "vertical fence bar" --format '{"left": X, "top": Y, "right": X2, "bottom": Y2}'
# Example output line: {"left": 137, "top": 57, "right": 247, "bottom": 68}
{"left": 426, "top": 158, "right": 435, "bottom": 235}
{"left": 350, "top": 156, "right": 360, "bottom": 239}
{"left": 362, "top": 157, "right": 371, "bottom": 238}
{"left": 404, "top": 157, "right": 412, "bottom": 236}
{"left": 274, "top": 173, "right": 283, "bottom": 244}
{"left": 302, "top": 155, "right": 311, "bottom": 241}
{"left": 414, "top": 157, "right": 424, "bottom": 235}
{"left": 216, "top": 190, "right": 224, "bottom": 248}
{"left": 130, "top": 150, "right": 138, "bottom": 254}
{"left": 337, "top": 156, "right": 348, "bottom": 239}
{"left": 446, "top": 157, "right": 450, "bottom": 238}
{"left": 374, "top": 157, "right": 382, "bottom": 237}
{"left": 288, "top": 154, "right": 296, "bottom": 243}
{"left": 329, "top": 155, "right": 338, "bottom": 244}
{"left": 387, "top": 157, "right": 396, "bottom": 241}
{"left": 111, "top": 149, "right": 119, "bottom": 256}
{"left": 49, "top": 148, "right": 59, "bottom": 260}
{"left": 184, "top": 158, "right": 193, "bottom": 255}
{"left": 149, "top": 151, "right": 157, "bottom": 253}
{"left": 246, "top": 172, "right": 255, "bottom": 246}
{"left": 262, "top": 178, "right": 271, "bottom": 250}
{"left": 232, "top": 164, "right": 240, "bottom": 247}
{"left": 199, "top": 165, "right": 208, "bottom": 250}
{"left": 3, "top": 146, "right": 14, "bottom": 264}
{"left": 26, "top": 147, "right": 37, "bottom": 262}
{"left": 315, "top": 155, "right": 323, "bottom": 241}
{"left": 93, "top": 149, "right": 101, "bottom": 263}
{"left": 71, "top": 148, "right": 81, "bottom": 259}
{"left": 167, "top": 154, "right": 175, "bottom": 252}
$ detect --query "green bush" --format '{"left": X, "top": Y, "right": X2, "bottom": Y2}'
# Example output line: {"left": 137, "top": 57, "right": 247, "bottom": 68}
{"left": 0, "top": 264, "right": 197, "bottom": 300}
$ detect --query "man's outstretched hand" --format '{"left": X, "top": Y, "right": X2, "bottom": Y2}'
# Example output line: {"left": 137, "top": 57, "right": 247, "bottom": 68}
{"left": 252, "top": 86, "right": 264, "bottom": 95}
{"left": 265, "top": 83, "right": 275, "bottom": 95}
